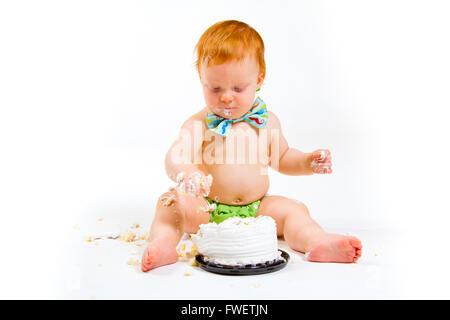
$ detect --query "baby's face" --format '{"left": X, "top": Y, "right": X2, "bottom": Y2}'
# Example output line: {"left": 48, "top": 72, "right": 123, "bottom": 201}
{"left": 200, "top": 56, "right": 264, "bottom": 119}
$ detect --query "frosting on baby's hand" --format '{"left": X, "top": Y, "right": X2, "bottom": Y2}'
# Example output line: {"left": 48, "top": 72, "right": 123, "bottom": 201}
{"left": 175, "top": 171, "right": 213, "bottom": 197}
{"left": 310, "top": 149, "right": 332, "bottom": 174}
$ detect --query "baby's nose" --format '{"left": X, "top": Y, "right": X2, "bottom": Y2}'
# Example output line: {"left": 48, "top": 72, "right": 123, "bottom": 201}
{"left": 220, "top": 92, "right": 234, "bottom": 104}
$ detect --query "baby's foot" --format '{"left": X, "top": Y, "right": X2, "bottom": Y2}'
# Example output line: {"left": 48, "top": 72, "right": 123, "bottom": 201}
{"left": 141, "top": 239, "right": 178, "bottom": 272}
{"left": 306, "top": 234, "right": 362, "bottom": 263}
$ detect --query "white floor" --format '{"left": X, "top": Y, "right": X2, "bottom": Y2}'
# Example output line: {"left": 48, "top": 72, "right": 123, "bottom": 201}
{"left": 2, "top": 146, "right": 448, "bottom": 300}
{"left": 61, "top": 216, "right": 402, "bottom": 300}
{"left": 1, "top": 145, "right": 448, "bottom": 299}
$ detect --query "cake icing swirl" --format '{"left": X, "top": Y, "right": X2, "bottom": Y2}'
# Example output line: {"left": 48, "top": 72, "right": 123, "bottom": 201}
{"left": 191, "top": 216, "right": 282, "bottom": 266}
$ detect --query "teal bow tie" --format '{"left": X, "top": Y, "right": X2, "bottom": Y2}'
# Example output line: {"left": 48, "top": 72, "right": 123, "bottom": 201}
{"left": 205, "top": 96, "right": 268, "bottom": 136}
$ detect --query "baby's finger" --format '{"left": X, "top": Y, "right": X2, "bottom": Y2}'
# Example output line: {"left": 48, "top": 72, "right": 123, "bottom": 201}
{"left": 313, "top": 164, "right": 332, "bottom": 174}
{"left": 313, "top": 150, "right": 331, "bottom": 162}
{"left": 312, "top": 150, "right": 325, "bottom": 161}
{"left": 321, "top": 150, "right": 331, "bottom": 161}
{"left": 317, "top": 167, "right": 332, "bottom": 174}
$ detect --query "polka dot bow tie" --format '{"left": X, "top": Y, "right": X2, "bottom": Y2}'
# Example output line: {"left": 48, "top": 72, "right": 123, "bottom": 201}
{"left": 205, "top": 96, "right": 268, "bottom": 136}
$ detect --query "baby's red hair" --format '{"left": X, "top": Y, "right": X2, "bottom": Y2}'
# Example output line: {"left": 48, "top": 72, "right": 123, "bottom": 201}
{"left": 195, "top": 20, "right": 265, "bottom": 76}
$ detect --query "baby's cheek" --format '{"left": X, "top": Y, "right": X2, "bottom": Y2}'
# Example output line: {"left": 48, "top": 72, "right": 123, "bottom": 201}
{"left": 204, "top": 94, "right": 219, "bottom": 109}
{"left": 209, "top": 104, "right": 221, "bottom": 115}
{"left": 243, "top": 94, "right": 256, "bottom": 109}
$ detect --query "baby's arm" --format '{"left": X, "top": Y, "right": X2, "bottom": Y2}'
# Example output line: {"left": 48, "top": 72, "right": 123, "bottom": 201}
{"left": 165, "top": 117, "right": 203, "bottom": 181}
{"left": 165, "top": 116, "right": 212, "bottom": 196}
{"left": 268, "top": 111, "right": 332, "bottom": 175}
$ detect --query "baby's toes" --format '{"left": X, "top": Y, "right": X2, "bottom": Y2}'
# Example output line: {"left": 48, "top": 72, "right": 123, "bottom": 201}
{"left": 348, "top": 236, "right": 362, "bottom": 249}
{"left": 343, "top": 244, "right": 358, "bottom": 262}
{"left": 354, "top": 249, "right": 362, "bottom": 262}
{"left": 141, "top": 258, "right": 150, "bottom": 272}
{"left": 141, "top": 246, "right": 157, "bottom": 271}
{"left": 347, "top": 236, "right": 362, "bottom": 262}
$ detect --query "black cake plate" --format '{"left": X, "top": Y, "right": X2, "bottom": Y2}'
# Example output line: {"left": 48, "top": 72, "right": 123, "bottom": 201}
{"left": 195, "top": 249, "right": 290, "bottom": 276}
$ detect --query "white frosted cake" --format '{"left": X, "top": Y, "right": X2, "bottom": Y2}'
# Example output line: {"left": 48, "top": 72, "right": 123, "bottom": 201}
{"left": 191, "top": 216, "right": 282, "bottom": 266}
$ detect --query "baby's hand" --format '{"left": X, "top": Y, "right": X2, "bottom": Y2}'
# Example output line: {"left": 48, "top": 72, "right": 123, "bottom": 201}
{"left": 309, "top": 149, "right": 332, "bottom": 174}
{"left": 175, "top": 171, "right": 213, "bottom": 197}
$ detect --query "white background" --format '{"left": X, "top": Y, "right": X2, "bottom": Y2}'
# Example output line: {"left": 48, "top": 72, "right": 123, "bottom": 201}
{"left": 0, "top": 0, "right": 449, "bottom": 299}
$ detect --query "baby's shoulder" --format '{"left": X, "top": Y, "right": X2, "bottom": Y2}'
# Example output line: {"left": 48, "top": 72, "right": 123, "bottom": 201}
{"left": 180, "top": 108, "right": 208, "bottom": 132}
{"left": 266, "top": 110, "right": 283, "bottom": 130}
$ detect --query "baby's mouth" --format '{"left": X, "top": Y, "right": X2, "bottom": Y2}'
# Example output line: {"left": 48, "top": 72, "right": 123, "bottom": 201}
{"left": 220, "top": 105, "right": 234, "bottom": 113}
{"left": 223, "top": 109, "right": 233, "bottom": 117}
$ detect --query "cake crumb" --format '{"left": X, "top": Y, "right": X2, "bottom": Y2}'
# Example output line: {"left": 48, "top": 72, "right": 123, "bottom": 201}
{"left": 178, "top": 243, "right": 199, "bottom": 263}
{"left": 137, "top": 233, "right": 147, "bottom": 241}
{"left": 85, "top": 236, "right": 93, "bottom": 242}
{"left": 160, "top": 193, "right": 177, "bottom": 206}
{"left": 374, "top": 253, "right": 379, "bottom": 256}
{"left": 253, "top": 283, "right": 261, "bottom": 288}
{"left": 189, "top": 257, "right": 198, "bottom": 267}
{"left": 184, "top": 271, "right": 192, "bottom": 277}
{"left": 190, "top": 244, "right": 198, "bottom": 256}
{"left": 127, "top": 258, "right": 139, "bottom": 266}
{"left": 177, "top": 244, "right": 187, "bottom": 258}
{"left": 98, "top": 264, "right": 102, "bottom": 267}
{"left": 120, "top": 231, "right": 137, "bottom": 242}
{"left": 97, "top": 218, "right": 103, "bottom": 222}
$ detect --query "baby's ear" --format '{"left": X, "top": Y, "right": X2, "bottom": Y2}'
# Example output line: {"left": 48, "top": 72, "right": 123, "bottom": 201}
{"left": 257, "top": 72, "right": 265, "bottom": 88}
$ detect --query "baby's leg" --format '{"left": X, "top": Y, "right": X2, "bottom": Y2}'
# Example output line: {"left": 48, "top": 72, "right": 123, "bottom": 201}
{"left": 141, "top": 190, "right": 210, "bottom": 272}
{"left": 257, "top": 195, "right": 362, "bottom": 263}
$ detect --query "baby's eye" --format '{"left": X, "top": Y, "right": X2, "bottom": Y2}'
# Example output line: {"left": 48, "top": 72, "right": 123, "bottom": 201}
{"left": 212, "top": 87, "right": 221, "bottom": 92}
{"left": 234, "top": 87, "right": 243, "bottom": 93}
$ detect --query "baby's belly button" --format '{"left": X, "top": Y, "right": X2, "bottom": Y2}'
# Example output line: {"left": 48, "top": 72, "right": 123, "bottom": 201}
{"left": 231, "top": 197, "right": 242, "bottom": 204}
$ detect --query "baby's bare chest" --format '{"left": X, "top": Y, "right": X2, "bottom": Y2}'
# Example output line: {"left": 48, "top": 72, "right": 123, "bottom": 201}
{"left": 201, "top": 122, "right": 271, "bottom": 165}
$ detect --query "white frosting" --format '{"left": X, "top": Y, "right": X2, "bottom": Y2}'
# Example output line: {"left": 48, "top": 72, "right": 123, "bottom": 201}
{"left": 191, "top": 216, "right": 282, "bottom": 266}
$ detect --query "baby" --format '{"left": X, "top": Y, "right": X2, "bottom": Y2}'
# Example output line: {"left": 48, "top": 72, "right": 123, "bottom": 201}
{"left": 141, "top": 20, "right": 362, "bottom": 272}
